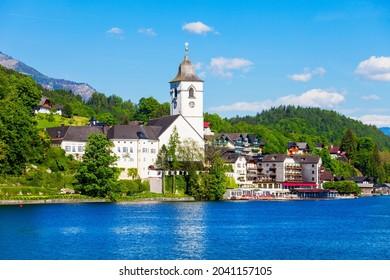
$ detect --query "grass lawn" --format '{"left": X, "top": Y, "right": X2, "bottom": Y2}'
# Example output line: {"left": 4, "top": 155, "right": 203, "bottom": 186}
{"left": 35, "top": 114, "right": 89, "bottom": 129}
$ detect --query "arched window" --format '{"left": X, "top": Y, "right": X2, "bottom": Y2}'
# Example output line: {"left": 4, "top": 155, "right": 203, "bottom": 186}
{"left": 189, "top": 88, "right": 195, "bottom": 98}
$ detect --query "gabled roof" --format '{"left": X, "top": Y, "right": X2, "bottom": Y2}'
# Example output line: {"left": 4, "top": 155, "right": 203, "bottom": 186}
{"left": 46, "top": 126, "right": 104, "bottom": 142}
{"left": 346, "top": 176, "right": 374, "bottom": 183}
{"left": 262, "top": 154, "right": 289, "bottom": 162}
{"left": 147, "top": 114, "right": 180, "bottom": 137}
{"left": 296, "top": 142, "right": 309, "bottom": 150}
{"left": 293, "top": 155, "right": 321, "bottom": 164}
{"left": 218, "top": 133, "right": 264, "bottom": 145}
{"left": 329, "top": 146, "right": 340, "bottom": 154}
{"left": 38, "top": 97, "right": 51, "bottom": 106}
{"left": 63, "top": 126, "right": 103, "bottom": 141}
{"left": 321, "top": 171, "right": 334, "bottom": 181}
{"left": 46, "top": 126, "right": 70, "bottom": 140}
{"left": 107, "top": 125, "right": 160, "bottom": 140}
{"left": 221, "top": 151, "right": 246, "bottom": 164}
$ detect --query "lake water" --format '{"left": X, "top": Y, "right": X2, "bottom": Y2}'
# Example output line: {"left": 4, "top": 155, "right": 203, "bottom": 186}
{"left": 1, "top": 196, "right": 390, "bottom": 260}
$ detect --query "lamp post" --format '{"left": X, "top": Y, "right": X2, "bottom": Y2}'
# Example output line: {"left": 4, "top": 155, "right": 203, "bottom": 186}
{"left": 168, "top": 155, "right": 175, "bottom": 195}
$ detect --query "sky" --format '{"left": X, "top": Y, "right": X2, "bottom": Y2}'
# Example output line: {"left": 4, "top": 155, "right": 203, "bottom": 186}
{"left": 1, "top": 0, "right": 390, "bottom": 127}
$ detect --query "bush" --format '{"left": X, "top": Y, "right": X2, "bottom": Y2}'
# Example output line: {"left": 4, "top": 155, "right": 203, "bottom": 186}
{"left": 117, "top": 179, "right": 149, "bottom": 196}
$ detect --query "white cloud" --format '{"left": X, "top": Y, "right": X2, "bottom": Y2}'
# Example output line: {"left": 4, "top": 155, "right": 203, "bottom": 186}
{"left": 208, "top": 57, "right": 253, "bottom": 78}
{"left": 106, "top": 27, "right": 123, "bottom": 34}
{"left": 182, "top": 21, "right": 214, "bottom": 34}
{"left": 208, "top": 88, "right": 345, "bottom": 112}
{"left": 362, "top": 94, "right": 381, "bottom": 100}
{"left": 138, "top": 28, "right": 156, "bottom": 36}
{"left": 278, "top": 89, "right": 344, "bottom": 108}
{"left": 355, "top": 56, "right": 390, "bottom": 81}
{"left": 355, "top": 114, "right": 390, "bottom": 127}
{"left": 288, "top": 67, "right": 326, "bottom": 82}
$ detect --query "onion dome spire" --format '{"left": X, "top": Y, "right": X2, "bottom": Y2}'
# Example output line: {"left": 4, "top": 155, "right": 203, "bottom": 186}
{"left": 170, "top": 42, "right": 203, "bottom": 83}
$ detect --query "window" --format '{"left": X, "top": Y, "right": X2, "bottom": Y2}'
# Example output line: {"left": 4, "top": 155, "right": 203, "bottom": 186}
{"left": 123, "top": 147, "right": 128, "bottom": 153}
{"left": 189, "top": 88, "right": 195, "bottom": 98}
{"left": 174, "top": 88, "right": 178, "bottom": 98}
{"left": 117, "top": 147, "right": 121, "bottom": 153}
{"left": 312, "top": 171, "right": 315, "bottom": 174}
{"left": 312, "top": 177, "right": 315, "bottom": 181}
{"left": 142, "top": 148, "right": 148, "bottom": 153}
{"left": 65, "top": 146, "right": 71, "bottom": 152}
{"left": 130, "top": 147, "right": 133, "bottom": 153}
{"left": 78, "top": 146, "right": 84, "bottom": 152}
{"left": 72, "top": 146, "right": 76, "bottom": 152}
{"left": 151, "top": 148, "right": 156, "bottom": 154}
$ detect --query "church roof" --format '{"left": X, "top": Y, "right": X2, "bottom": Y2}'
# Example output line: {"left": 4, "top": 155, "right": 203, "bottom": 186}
{"left": 106, "top": 125, "right": 160, "bottom": 140}
{"left": 147, "top": 114, "right": 180, "bottom": 137}
{"left": 170, "top": 44, "right": 203, "bottom": 83}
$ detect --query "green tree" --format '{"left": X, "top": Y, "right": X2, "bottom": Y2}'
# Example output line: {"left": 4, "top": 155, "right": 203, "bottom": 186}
{"left": 0, "top": 98, "right": 45, "bottom": 174}
{"left": 323, "top": 181, "right": 361, "bottom": 196}
{"left": 136, "top": 97, "right": 161, "bottom": 122}
{"left": 62, "top": 103, "right": 73, "bottom": 118}
{"left": 167, "top": 126, "right": 181, "bottom": 194}
{"left": 341, "top": 128, "right": 358, "bottom": 162}
{"left": 188, "top": 148, "right": 228, "bottom": 200}
{"left": 13, "top": 74, "right": 42, "bottom": 110}
{"left": 177, "top": 138, "right": 204, "bottom": 194}
{"left": 127, "top": 168, "right": 139, "bottom": 179}
{"left": 74, "top": 133, "right": 119, "bottom": 198}
{"left": 203, "top": 152, "right": 228, "bottom": 200}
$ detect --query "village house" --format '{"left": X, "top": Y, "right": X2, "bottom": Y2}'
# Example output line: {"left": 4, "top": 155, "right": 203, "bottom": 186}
{"left": 347, "top": 176, "right": 374, "bottom": 196}
{"left": 287, "top": 142, "right": 310, "bottom": 155}
{"left": 34, "top": 96, "right": 62, "bottom": 115}
{"left": 220, "top": 150, "right": 248, "bottom": 187}
{"left": 214, "top": 133, "right": 265, "bottom": 156}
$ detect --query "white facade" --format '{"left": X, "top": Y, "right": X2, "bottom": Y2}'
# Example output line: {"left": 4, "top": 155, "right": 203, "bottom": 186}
{"left": 34, "top": 107, "right": 62, "bottom": 115}
{"left": 170, "top": 80, "right": 204, "bottom": 139}
{"left": 157, "top": 116, "right": 204, "bottom": 153}
{"left": 61, "top": 141, "right": 86, "bottom": 161}
{"left": 111, "top": 138, "right": 159, "bottom": 179}
{"left": 234, "top": 156, "right": 247, "bottom": 183}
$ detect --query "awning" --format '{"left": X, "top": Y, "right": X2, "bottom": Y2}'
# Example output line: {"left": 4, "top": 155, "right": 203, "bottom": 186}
{"left": 282, "top": 182, "right": 317, "bottom": 187}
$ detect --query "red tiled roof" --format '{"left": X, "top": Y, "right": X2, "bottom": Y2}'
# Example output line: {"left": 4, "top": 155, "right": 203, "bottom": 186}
{"left": 282, "top": 182, "right": 317, "bottom": 187}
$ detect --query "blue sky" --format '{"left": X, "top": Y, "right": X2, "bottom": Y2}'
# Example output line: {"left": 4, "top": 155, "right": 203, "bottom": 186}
{"left": 1, "top": 0, "right": 390, "bottom": 127}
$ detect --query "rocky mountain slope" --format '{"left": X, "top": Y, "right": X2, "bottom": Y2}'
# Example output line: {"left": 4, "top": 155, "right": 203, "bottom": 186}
{"left": 0, "top": 51, "right": 95, "bottom": 101}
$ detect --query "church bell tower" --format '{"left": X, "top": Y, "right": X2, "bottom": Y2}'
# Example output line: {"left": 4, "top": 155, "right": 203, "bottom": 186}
{"left": 169, "top": 43, "right": 204, "bottom": 138}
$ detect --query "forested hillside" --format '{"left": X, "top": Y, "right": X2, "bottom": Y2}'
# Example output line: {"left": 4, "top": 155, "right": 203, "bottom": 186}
{"left": 228, "top": 105, "right": 390, "bottom": 151}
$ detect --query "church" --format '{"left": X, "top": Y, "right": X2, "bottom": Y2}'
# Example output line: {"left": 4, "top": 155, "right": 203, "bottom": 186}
{"left": 46, "top": 43, "right": 205, "bottom": 180}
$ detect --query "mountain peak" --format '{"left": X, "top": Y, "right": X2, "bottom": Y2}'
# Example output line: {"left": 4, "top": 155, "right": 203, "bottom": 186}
{"left": 0, "top": 51, "right": 95, "bottom": 101}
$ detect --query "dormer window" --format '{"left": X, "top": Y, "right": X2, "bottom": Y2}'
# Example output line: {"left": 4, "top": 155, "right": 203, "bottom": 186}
{"left": 189, "top": 88, "right": 195, "bottom": 98}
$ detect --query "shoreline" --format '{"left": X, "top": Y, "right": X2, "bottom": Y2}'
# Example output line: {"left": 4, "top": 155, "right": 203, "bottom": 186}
{"left": 0, "top": 196, "right": 196, "bottom": 205}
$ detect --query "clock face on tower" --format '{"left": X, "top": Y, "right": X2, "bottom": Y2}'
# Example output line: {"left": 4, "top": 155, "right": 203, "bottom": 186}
{"left": 189, "top": 101, "right": 195, "bottom": 108}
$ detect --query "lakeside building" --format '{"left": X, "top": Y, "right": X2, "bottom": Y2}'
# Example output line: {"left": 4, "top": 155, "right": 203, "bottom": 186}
{"left": 46, "top": 125, "right": 105, "bottom": 161}
{"left": 224, "top": 153, "right": 323, "bottom": 199}
{"left": 46, "top": 44, "right": 204, "bottom": 184}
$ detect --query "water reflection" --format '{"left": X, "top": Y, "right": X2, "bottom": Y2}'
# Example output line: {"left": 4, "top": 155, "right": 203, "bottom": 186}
{"left": 172, "top": 203, "right": 206, "bottom": 259}
{"left": 61, "top": 226, "right": 85, "bottom": 235}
